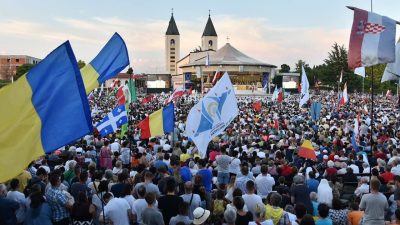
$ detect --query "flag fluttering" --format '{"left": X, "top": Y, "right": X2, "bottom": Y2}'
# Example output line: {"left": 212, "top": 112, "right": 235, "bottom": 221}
{"left": 348, "top": 7, "right": 396, "bottom": 69}
{"left": 127, "top": 77, "right": 137, "bottom": 103}
{"left": 96, "top": 105, "right": 128, "bottom": 137}
{"left": 142, "top": 95, "right": 153, "bottom": 104}
{"left": 310, "top": 102, "right": 321, "bottom": 121}
{"left": 164, "top": 87, "right": 186, "bottom": 105}
{"left": 116, "top": 85, "right": 126, "bottom": 106}
{"left": 212, "top": 71, "right": 222, "bottom": 85}
{"left": 277, "top": 88, "right": 284, "bottom": 103}
{"left": 138, "top": 104, "right": 174, "bottom": 139}
{"left": 185, "top": 72, "right": 238, "bottom": 157}
{"left": 271, "top": 87, "right": 278, "bottom": 102}
{"left": 339, "top": 83, "right": 348, "bottom": 107}
{"left": 253, "top": 101, "right": 261, "bottom": 112}
{"left": 298, "top": 140, "right": 316, "bottom": 160}
{"left": 81, "top": 33, "right": 129, "bottom": 94}
{"left": 354, "top": 67, "right": 366, "bottom": 77}
{"left": 339, "top": 70, "right": 343, "bottom": 83}
{"left": 352, "top": 112, "right": 361, "bottom": 151}
{"left": 0, "top": 42, "right": 92, "bottom": 182}
{"left": 299, "top": 66, "right": 310, "bottom": 107}
{"left": 382, "top": 41, "right": 400, "bottom": 82}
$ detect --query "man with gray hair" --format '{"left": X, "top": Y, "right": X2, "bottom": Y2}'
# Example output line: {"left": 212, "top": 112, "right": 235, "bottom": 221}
{"left": 355, "top": 177, "right": 370, "bottom": 197}
{"left": 0, "top": 183, "right": 20, "bottom": 225}
{"left": 224, "top": 208, "right": 236, "bottom": 225}
{"left": 180, "top": 181, "right": 201, "bottom": 220}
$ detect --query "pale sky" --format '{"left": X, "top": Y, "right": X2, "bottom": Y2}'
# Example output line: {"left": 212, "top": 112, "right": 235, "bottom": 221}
{"left": 1, "top": 0, "right": 399, "bottom": 73}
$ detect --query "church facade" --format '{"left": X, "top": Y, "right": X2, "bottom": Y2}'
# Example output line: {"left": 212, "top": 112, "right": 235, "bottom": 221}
{"left": 165, "top": 12, "right": 276, "bottom": 93}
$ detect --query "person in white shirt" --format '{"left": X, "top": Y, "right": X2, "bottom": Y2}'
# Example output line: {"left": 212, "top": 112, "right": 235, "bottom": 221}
{"left": 391, "top": 159, "right": 400, "bottom": 176}
{"left": 100, "top": 192, "right": 131, "bottom": 225}
{"left": 349, "top": 163, "right": 360, "bottom": 174}
{"left": 235, "top": 166, "right": 253, "bottom": 194}
{"left": 255, "top": 165, "right": 275, "bottom": 200}
{"left": 110, "top": 139, "right": 121, "bottom": 153}
{"left": 6, "top": 179, "right": 27, "bottom": 224}
{"left": 228, "top": 151, "right": 241, "bottom": 176}
{"left": 119, "top": 141, "right": 131, "bottom": 167}
{"left": 180, "top": 181, "right": 201, "bottom": 220}
{"left": 337, "top": 162, "right": 348, "bottom": 175}
{"left": 131, "top": 185, "right": 157, "bottom": 224}
{"left": 355, "top": 177, "right": 370, "bottom": 197}
{"left": 242, "top": 180, "right": 263, "bottom": 220}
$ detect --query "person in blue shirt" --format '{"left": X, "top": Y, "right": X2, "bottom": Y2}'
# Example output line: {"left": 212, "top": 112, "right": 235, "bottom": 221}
{"left": 316, "top": 203, "right": 333, "bottom": 225}
{"left": 25, "top": 191, "right": 53, "bottom": 225}
{"left": 0, "top": 184, "right": 19, "bottom": 225}
{"left": 196, "top": 159, "right": 212, "bottom": 193}
{"left": 171, "top": 160, "right": 192, "bottom": 183}
{"left": 306, "top": 171, "right": 320, "bottom": 193}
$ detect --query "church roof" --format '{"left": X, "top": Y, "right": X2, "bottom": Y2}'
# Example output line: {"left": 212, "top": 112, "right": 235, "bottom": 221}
{"left": 202, "top": 16, "right": 217, "bottom": 37}
{"left": 180, "top": 43, "right": 276, "bottom": 68}
{"left": 166, "top": 14, "right": 179, "bottom": 35}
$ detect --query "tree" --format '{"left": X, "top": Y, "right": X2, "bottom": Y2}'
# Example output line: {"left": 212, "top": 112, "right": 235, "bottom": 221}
{"left": 15, "top": 64, "right": 34, "bottom": 80}
{"left": 295, "top": 60, "right": 310, "bottom": 73}
{"left": 321, "top": 43, "right": 363, "bottom": 91}
{"left": 127, "top": 67, "right": 133, "bottom": 75}
{"left": 77, "top": 60, "right": 86, "bottom": 69}
{"left": 280, "top": 64, "right": 290, "bottom": 73}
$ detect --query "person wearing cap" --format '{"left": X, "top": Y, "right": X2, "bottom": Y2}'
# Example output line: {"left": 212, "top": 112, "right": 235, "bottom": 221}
{"left": 192, "top": 207, "right": 210, "bottom": 225}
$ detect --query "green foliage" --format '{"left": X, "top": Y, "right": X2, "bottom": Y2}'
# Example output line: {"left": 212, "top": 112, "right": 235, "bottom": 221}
{"left": 280, "top": 64, "right": 290, "bottom": 73}
{"left": 294, "top": 60, "right": 310, "bottom": 73}
{"left": 272, "top": 75, "right": 282, "bottom": 88}
{"left": 15, "top": 64, "right": 34, "bottom": 80}
{"left": 281, "top": 43, "right": 398, "bottom": 93}
{"left": 77, "top": 60, "right": 86, "bottom": 69}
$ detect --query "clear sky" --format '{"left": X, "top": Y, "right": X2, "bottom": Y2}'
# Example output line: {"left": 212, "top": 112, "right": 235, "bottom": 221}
{"left": 0, "top": 0, "right": 399, "bottom": 73}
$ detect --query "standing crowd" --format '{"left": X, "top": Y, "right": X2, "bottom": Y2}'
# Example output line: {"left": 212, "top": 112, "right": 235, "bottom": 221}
{"left": 2, "top": 89, "right": 400, "bottom": 225}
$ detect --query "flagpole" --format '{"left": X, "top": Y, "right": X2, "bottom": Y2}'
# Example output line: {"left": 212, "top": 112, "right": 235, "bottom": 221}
{"left": 369, "top": 0, "right": 374, "bottom": 193}
{"left": 201, "top": 69, "right": 204, "bottom": 97}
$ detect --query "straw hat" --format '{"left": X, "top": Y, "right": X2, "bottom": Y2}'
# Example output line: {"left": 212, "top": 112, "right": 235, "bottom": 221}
{"left": 193, "top": 207, "right": 210, "bottom": 224}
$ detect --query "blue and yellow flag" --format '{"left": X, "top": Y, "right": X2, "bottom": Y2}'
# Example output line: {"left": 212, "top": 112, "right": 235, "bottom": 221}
{"left": 0, "top": 42, "right": 92, "bottom": 182}
{"left": 81, "top": 32, "right": 129, "bottom": 94}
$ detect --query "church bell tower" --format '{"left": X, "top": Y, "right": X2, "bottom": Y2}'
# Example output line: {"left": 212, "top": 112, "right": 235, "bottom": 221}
{"left": 201, "top": 11, "right": 218, "bottom": 51}
{"left": 165, "top": 10, "right": 180, "bottom": 75}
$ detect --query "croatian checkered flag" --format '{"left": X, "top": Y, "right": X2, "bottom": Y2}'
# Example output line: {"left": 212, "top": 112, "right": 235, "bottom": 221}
{"left": 96, "top": 105, "right": 128, "bottom": 137}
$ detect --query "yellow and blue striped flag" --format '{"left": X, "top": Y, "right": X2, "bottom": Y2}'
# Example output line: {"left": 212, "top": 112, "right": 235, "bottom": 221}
{"left": 81, "top": 32, "right": 129, "bottom": 94}
{"left": 0, "top": 41, "right": 92, "bottom": 182}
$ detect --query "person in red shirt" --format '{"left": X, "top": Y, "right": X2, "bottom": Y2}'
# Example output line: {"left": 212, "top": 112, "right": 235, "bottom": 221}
{"left": 323, "top": 160, "right": 337, "bottom": 178}
{"left": 380, "top": 166, "right": 395, "bottom": 184}
{"left": 209, "top": 148, "right": 221, "bottom": 162}
{"left": 280, "top": 161, "right": 293, "bottom": 177}
{"left": 374, "top": 149, "right": 387, "bottom": 160}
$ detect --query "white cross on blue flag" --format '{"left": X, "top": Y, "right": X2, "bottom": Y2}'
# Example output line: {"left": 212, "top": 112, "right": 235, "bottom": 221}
{"left": 96, "top": 105, "right": 128, "bottom": 137}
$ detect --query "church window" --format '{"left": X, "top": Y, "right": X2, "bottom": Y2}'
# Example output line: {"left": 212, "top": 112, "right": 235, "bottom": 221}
{"left": 208, "top": 40, "right": 213, "bottom": 47}
{"left": 170, "top": 39, "right": 175, "bottom": 46}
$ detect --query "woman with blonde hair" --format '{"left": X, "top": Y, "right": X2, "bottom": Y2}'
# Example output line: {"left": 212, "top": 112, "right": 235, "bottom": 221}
{"left": 225, "top": 176, "right": 236, "bottom": 202}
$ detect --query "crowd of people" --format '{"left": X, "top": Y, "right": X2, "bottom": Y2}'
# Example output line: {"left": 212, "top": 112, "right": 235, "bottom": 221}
{"left": 1, "top": 88, "right": 400, "bottom": 225}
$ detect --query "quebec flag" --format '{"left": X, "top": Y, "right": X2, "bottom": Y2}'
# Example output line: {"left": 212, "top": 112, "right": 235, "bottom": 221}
{"left": 96, "top": 105, "right": 128, "bottom": 137}
{"left": 185, "top": 72, "right": 238, "bottom": 157}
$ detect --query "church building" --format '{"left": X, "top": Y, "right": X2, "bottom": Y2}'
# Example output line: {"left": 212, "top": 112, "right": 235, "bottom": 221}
{"left": 165, "top": 11, "right": 277, "bottom": 93}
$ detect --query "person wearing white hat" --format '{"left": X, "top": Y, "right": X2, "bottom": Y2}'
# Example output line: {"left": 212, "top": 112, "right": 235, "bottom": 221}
{"left": 192, "top": 207, "right": 210, "bottom": 225}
